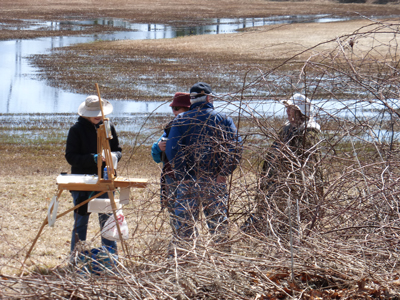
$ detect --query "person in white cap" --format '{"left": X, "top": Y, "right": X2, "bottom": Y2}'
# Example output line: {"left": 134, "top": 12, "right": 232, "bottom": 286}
{"left": 243, "top": 93, "right": 323, "bottom": 241}
{"left": 65, "top": 95, "right": 122, "bottom": 255}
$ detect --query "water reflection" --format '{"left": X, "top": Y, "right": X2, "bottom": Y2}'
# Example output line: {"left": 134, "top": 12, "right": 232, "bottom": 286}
{"left": 1, "top": 14, "right": 357, "bottom": 114}
{"left": 4, "top": 15, "right": 352, "bottom": 33}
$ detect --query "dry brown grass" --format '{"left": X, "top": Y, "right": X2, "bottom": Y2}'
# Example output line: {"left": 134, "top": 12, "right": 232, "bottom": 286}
{"left": 103, "top": 19, "right": 389, "bottom": 63}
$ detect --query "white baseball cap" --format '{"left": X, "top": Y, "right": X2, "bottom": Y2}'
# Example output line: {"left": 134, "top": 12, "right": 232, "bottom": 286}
{"left": 281, "top": 93, "right": 311, "bottom": 117}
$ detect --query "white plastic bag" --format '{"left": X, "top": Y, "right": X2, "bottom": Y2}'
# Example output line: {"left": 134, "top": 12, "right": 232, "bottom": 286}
{"left": 101, "top": 210, "right": 129, "bottom": 241}
{"left": 111, "top": 152, "right": 118, "bottom": 170}
{"left": 47, "top": 195, "right": 59, "bottom": 227}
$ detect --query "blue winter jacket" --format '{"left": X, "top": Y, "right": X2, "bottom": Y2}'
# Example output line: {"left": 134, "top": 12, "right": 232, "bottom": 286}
{"left": 165, "top": 101, "right": 242, "bottom": 181}
{"left": 151, "top": 134, "right": 167, "bottom": 164}
{"left": 151, "top": 119, "right": 173, "bottom": 164}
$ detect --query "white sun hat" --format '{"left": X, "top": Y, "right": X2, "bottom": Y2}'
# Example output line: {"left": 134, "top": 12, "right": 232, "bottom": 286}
{"left": 78, "top": 95, "right": 113, "bottom": 117}
{"left": 281, "top": 93, "right": 312, "bottom": 117}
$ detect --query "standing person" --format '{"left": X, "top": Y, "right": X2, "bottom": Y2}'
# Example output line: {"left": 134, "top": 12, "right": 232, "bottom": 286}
{"left": 151, "top": 92, "right": 191, "bottom": 214}
{"left": 65, "top": 95, "right": 122, "bottom": 254}
{"left": 245, "top": 93, "right": 323, "bottom": 240}
{"left": 166, "top": 82, "right": 242, "bottom": 247}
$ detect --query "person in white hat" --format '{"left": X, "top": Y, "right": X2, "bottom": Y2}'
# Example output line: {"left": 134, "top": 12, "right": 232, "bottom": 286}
{"left": 243, "top": 93, "right": 323, "bottom": 241}
{"left": 65, "top": 95, "right": 122, "bottom": 255}
{"left": 280, "top": 93, "right": 319, "bottom": 129}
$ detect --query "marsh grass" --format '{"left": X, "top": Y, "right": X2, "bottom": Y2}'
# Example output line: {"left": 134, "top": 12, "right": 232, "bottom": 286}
{"left": 29, "top": 18, "right": 400, "bottom": 100}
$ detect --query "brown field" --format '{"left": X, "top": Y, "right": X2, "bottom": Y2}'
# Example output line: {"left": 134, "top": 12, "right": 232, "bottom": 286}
{"left": 2, "top": 0, "right": 400, "bottom": 298}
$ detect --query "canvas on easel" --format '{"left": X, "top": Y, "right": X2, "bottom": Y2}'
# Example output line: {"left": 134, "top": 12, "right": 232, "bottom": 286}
{"left": 24, "top": 84, "right": 148, "bottom": 264}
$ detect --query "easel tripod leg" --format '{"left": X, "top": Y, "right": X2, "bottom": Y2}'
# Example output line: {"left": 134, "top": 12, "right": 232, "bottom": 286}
{"left": 23, "top": 190, "right": 64, "bottom": 265}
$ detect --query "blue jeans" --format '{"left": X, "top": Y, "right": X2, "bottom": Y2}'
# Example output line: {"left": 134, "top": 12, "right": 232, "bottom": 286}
{"left": 70, "top": 191, "right": 117, "bottom": 253}
{"left": 171, "top": 178, "right": 228, "bottom": 239}
{"left": 161, "top": 174, "right": 177, "bottom": 212}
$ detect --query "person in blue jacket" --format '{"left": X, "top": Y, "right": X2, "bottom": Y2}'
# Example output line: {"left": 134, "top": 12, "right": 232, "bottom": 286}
{"left": 151, "top": 92, "right": 191, "bottom": 216}
{"left": 65, "top": 95, "right": 122, "bottom": 254}
{"left": 165, "top": 82, "right": 242, "bottom": 245}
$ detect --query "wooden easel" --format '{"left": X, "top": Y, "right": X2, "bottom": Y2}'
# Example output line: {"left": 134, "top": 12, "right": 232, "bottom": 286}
{"left": 24, "top": 83, "right": 147, "bottom": 264}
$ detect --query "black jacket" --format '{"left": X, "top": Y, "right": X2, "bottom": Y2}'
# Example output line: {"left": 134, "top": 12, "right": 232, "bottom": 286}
{"left": 65, "top": 116, "right": 122, "bottom": 175}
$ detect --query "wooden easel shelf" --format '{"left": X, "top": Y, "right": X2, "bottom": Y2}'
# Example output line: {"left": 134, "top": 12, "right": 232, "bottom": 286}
{"left": 57, "top": 178, "right": 148, "bottom": 191}
{"left": 114, "top": 177, "right": 148, "bottom": 188}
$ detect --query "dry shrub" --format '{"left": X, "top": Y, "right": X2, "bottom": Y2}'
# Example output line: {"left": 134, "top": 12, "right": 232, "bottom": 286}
{"left": 3, "top": 20, "right": 400, "bottom": 299}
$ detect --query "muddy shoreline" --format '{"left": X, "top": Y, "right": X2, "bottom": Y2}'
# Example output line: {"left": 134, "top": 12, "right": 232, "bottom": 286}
{"left": 1, "top": 1, "right": 400, "bottom": 40}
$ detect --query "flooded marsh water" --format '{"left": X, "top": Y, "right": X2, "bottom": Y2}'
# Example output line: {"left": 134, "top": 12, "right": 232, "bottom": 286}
{"left": 1, "top": 14, "right": 358, "bottom": 115}
{"left": 1, "top": 97, "right": 399, "bottom": 146}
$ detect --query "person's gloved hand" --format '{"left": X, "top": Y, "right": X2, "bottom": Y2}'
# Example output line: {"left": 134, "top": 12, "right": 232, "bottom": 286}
{"left": 93, "top": 154, "right": 98, "bottom": 164}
